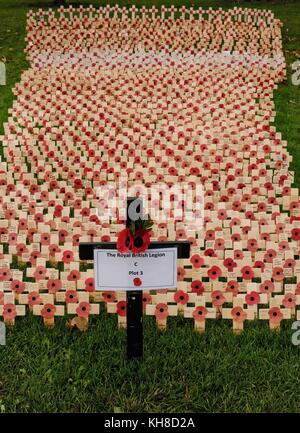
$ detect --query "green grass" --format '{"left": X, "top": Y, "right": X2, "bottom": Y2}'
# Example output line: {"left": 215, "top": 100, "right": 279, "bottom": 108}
{"left": 1, "top": 313, "right": 300, "bottom": 413}
{"left": 0, "top": 0, "right": 300, "bottom": 413}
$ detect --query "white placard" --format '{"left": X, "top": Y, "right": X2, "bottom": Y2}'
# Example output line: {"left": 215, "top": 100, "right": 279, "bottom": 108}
{"left": 94, "top": 248, "right": 177, "bottom": 291}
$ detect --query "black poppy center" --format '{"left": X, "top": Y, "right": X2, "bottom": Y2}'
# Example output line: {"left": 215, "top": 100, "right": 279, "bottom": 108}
{"left": 133, "top": 236, "right": 143, "bottom": 248}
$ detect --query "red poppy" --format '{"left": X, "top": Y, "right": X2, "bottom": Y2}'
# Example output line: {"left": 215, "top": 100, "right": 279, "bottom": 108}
{"left": 8, "top": 232, "right": 17, "bottom": 244}
{"left": 85, "top": 277, "right": 95, "bottom": 292}
{"left": 117, "top": 300, "right": 126, "bottom": 317}
{"left": 234, "top": 250, "right": 244, "bottom": 260}
{"left": 73, "top": 234, "right": 80, "bottom": 246}
{"left": 264, "top": 249, "right": 277, "bottom": 263}
{"left": 214, "top": 238, "right": 225, "bottom": 250}
{"left": 3, "top": 303, "right": 17, "bottom": 321}
{"left": 205, "top": 230, "right": 215, "bottom": 241}
{"left": 282, "top": 293, "right": 296, "bottom": 309}
{"left": 59, "top": 229, "right": 68, "bottom": 243}
{"left": 132, "top": 229, "right": 151, "bottom": 254}
{"left": 49, "top": 244, "right": 61, "bottom": 258}
{"left": 217, "top": 209, "right": 227, "bottom": 220}
{"left": 16, "top": 243, "right": 28, "bottom": 257}
{"left": 28, "top": 292, "right": 41, "bottom": 306}
{"left": 62, "top": 250, "right": 74, "bottom": 264}
{"left": 245, "top": 291, "right": 260, "bottom": 305}
{"left": 76, "top": 302, "right": 91, "bottom": 319}
{"left": 174, "top": 290, "right": 189, "bottom": 305}
{"left": 226, "top": 281, "right": 239, "bottom": 296}
{"left": 155, "top": 303, "right": 169, "bottom": 320}
{"left": 268, "top": 307, "right": 283, "bottom": 324}
{"left": 191, "top": 280, "right": 205, "bottom": 295}
{"left": 117, "top": 228, "right": 133, "bottom": 253}
{"left": 41, "top": 303, "right": 56, "bottom": 319}
{"left": 211, "top": 290, "right": 226, "bottom": 307}
{"left": 41, "top": 233, "right": 50, "bottom": 246}
{"left": 177, "top": 267, "right": 186, "bottom": 281}
{"left": 223, "top": 258, "right": 237, "bottom": 272}
{"left": 67, "top": 270, "right": 81, "bottom": 282}
{"left": 65, "top": 290, "right": 78, "bottom": 304}
{"left": 241, "top": 266, "right": 254, "bottom": 280}
{"left": 284, "top": 259, "right": 295, "bottom": 269}
{"left": 192, "top": 306, "right": 208, "bottom": 322}
{"left": 10, "top": 280, "right": 25, "bottom": 294}
{"left": 190, "top": 254, "right": 204, "bottom": 268}
{"left": 231, "top": 307, "right": 247, "bottom": 323}
{"left": 272, "top": 267, "right": 284, "bottom": 282}
{"left": 291, "top": 228, "right": 300, "bottom": 241}
{"left": 34, "top": 266, "right": 47, "bottom": 281}
{"left": 176, "top": 229, "right": 186, "bottom": 240}
{"left": 142, "top": 293, "right": 152, "bottom": 311}
{"left": 247, "top": 239, "right": 258, "bottom": 252}
{"left": 254, "top": 260, "right": 265, "bottom": 272}
{"left": 54, "top": 205, "right": 63, "bottom": 217}
{"left": 207, "top": 266, "right": 222, "bottom": 280}
{"left": 259, "top": 280, "right": 275, "bottom": 294}
{"left": 279, "top": 241, "right": 290, "bottom": 251}
{"left": 47, "top": 279, "right": 62, "bottom": 293}
{"left": 133, "top": 277, "right": 142, "bottom": 287}
{"left": 102, "top": 291, "right": 116, "bottom": 303}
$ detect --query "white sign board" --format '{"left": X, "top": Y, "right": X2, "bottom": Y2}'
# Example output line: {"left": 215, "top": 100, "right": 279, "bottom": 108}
{"left": 94, "top": 248, "right": 177, "bottom": 291}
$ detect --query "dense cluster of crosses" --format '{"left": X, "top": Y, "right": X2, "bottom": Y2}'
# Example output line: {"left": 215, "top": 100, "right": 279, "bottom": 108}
{"left": 0, "top": 6, "right": 298, "bottom": 333}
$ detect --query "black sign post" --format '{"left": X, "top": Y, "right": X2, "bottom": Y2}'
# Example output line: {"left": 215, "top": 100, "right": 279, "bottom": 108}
{"left": 126, "top": 197, "right": 143, "bottom": 359}
{"left": 79, "top": 197, "right": 190, "bottom": 360}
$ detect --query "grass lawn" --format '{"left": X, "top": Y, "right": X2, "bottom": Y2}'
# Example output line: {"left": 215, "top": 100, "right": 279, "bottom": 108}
{"left": 0, "top": 0, "right": 300, "bottom": 413}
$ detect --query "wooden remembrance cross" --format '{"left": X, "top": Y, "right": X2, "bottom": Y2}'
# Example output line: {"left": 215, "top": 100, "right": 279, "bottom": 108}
{"left": 79, "top": 198, "right": 190, "bottom": 359}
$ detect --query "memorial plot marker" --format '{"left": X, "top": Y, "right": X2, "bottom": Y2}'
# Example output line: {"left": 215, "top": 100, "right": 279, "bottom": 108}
{"left": 79, "top": 198, "right": 190, "bottom": 359}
